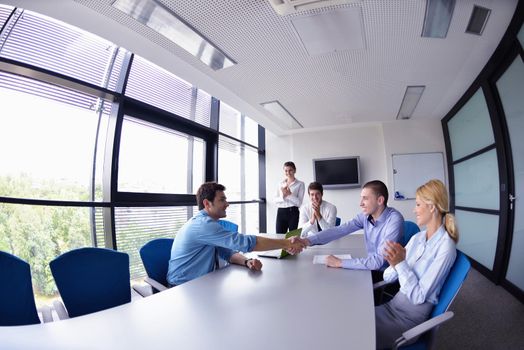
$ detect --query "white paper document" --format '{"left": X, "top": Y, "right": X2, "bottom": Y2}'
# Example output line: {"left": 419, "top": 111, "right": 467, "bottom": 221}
{"left": 313, "top": 254, "right": 352, "bottom": 265}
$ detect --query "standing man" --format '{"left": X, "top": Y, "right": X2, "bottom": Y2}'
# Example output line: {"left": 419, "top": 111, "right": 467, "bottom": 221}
{"left": 295, "top": 180, "right": 404, "bottom": 282}
{"left": 167, "top": 182, "right": 306, "bottom": 286}
{"left": 299, "top": 182, "right": 337, "bottom": 237}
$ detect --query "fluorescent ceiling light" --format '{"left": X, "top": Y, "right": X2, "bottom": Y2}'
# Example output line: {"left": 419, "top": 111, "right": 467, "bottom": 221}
{"left": 260, "top": 101, "right": 303, "bottom": 129}
{"left": 396, "top": 86, "right": 425, "bottom": 120}
{"left": 291, "top": 7, "right": 365, "bottom": 56}
{"left": 112, "top": 0, "right": 235, "bottom": 70}
{"left": 422, "top": 0, "right": 455, "bottom": 38}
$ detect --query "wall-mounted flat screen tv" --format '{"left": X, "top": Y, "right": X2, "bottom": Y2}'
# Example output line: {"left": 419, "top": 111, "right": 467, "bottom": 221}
{"left": 313, "top": 156, "right": 361, "bottom": 189}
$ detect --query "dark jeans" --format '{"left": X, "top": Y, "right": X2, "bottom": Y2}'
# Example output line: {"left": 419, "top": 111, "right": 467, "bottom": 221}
{"left": 276, "top": 207, "right": 299, "bottom": 233}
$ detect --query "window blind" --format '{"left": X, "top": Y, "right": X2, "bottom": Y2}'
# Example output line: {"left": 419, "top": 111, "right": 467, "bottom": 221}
{"left": 126, "top": 55, "right": 211, "bottom": 127}
{"left": 114, "top": 206, "right": 193, "bottom": 278}
{"left": 0, "top": 10, "right": 122, "bottom": 89}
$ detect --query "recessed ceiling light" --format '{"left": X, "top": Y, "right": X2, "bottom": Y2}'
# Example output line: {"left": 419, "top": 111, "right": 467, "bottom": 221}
{"left": 396, "top": 86, "right": 425, "bottom": 120}
{"left": 260, "top": 101, "right": 303, "bottom": 129}
{"left": 422, "top": 0, "right": 455, "bottom": 38}
{"left": 112, "top": 0, "right": 235, "bottom": 70}
{"left": 466, "top": 5, "right": 491, "bottom": 36}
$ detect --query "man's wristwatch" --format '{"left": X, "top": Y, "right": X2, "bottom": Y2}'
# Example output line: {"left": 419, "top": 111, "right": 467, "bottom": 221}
{"left": 244, "top": 258, "right": 253, "bottom": 267}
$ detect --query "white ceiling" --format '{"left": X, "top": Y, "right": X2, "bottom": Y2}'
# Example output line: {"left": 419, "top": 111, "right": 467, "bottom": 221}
{"left": 4, "top": 0, "right": 519, "bottom": 134}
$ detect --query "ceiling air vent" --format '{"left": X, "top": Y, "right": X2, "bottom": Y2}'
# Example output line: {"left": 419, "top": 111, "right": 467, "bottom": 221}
{"left": 466, "top": 5, "right": 491, "bottom": 35}
{"left": 268, "top": 0, "right": 358, "bottom": 16}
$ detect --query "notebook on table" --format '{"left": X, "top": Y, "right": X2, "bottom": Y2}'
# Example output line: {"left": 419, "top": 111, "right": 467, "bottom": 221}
{"left": 257, "top": 228, "right": 302, "bottom": 259}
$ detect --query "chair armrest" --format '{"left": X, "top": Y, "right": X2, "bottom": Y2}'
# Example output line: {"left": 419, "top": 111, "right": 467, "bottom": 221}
{"left": 38, "top": 304, "right": 53, "bottom": 323}
{"left": 373, "top": 280, "right": 393, "bottom": 290}
{"left": 132, "top": 284, "right": 153, "bottom": 298}
{"left": 144, "top": 277, "right": 168, "bottom": 293}
{"left": 393, "top": 311, "right": 454, "bottom": 349}
{"left": 53, "top": 299, "right": 70, "bottom": 320}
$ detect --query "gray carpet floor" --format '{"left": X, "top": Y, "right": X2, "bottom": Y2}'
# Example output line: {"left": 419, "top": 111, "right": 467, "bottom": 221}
{"left": 434, "top": 268, "right": 524, "bottom": 349}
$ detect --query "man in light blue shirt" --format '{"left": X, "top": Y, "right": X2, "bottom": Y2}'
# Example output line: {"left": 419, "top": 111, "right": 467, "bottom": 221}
{"left": 167, "top": 182, "right": 306, "bottom": 286}
{"left": 299, "top": 180, "right": 404, "bottom": 282}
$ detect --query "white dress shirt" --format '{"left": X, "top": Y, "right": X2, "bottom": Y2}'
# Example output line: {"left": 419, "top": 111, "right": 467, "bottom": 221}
{"left": 383, "top": 225, "right": 456, "bottom": 305}
{"left": 299, "top": 200, "right": 337, "bottom": 237}
{"left": 275, "top": 179, "right": 305, "bottom": 208}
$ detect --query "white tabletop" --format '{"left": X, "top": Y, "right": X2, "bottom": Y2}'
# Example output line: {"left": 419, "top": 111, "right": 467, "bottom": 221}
{"left": 0, "top": 234, "right": 375, "bottom": 349}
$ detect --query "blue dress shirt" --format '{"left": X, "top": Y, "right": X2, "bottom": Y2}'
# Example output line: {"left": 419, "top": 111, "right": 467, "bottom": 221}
{"left": 166, "top": 210, "right": 257, "bottom": 286}
{"left": 383, "top": 225, "right": 456, "bottom": 305}
{"left": 307, "top": 207, "right": 404, "bottom": 270}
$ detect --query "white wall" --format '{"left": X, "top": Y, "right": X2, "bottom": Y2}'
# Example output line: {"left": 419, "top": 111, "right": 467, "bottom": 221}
{"left": 266, "top": 124, "right": 388, "bottom": 231}
{"left": 382, "top": 119, "right": 447, "bottom": 222}
{"left": 265, "top": 119, "right": 447, "bottom": 231}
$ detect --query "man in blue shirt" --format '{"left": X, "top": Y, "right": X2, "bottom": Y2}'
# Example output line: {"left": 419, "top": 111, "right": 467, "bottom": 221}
{"left": 167, "top": 182, "right": 306, "bottom": 286}
{"left": 296, "top": 180, "right": 404, "bottom": 282}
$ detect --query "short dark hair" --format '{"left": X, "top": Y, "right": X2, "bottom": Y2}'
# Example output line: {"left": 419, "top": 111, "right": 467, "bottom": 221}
{"left": 308, "top": 181, "right": 323, "bottom": 195}
{"left": 363, "top": 180, "right": 388, "bottom": 205}
{"left": 283, "top": 161, "right": 296, "bottom": 171}
{"left": 196, "top": 182, "right": 225, "bottom": 210}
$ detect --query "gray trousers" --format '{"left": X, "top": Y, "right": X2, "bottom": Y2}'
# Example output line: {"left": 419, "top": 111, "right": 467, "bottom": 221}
{"left": 375, "top": 292, "right": 433, "bottom": 349}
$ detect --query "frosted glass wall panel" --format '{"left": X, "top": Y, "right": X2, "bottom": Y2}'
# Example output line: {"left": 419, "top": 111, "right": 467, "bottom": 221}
{"left": 454, "top": 149, "right": 500, "bottom": 210}
{"left": 448, "top": 90, "right": 494, "bottom": 161}
{"left": 496, "top": 55, "right": 524, "bottom": 290}
{"left": 455, "top": 209, "right": 499, "bottom": 270}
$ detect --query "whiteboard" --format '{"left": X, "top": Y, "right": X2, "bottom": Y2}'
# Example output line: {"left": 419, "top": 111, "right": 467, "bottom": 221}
{"left": 392, "top": 153, "right": 446, "bottom": 200}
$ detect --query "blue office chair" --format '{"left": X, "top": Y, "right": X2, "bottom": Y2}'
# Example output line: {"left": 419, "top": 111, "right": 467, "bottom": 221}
{"left": 0, "top": 251, "right": 51, "bottom": 326}
{"left": 403, "top": 221, "right": 420, "bottom": 246}
{"left": 50, "top": 247, "right": 131, "bottom": 319}
{"left": 218, "top": 219, "right": 239, "bottom": 232}
{"left": 389, "top": 250, "right": 471, "bottom": 350}
{"left": 335, "top": 217, "right": 342, "bottom": 226}
{"left": 134, "top": 238, "right": 174, "bottom": 296}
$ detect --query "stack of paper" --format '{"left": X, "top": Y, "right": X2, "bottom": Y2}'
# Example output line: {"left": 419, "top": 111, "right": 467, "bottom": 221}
{"left": 313, "top": 254, "right": 352, "bottom": 264}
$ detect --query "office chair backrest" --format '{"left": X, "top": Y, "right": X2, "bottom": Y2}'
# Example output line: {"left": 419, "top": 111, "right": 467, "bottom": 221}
{"left": 403, "top": 221, "right": 420, "bottom": 246}
{"left": 218, "top": 219, "right": 239, "bottom": 232}
{"left": 139, "top": 238, "right": 174, "bottom": 288}
{"left": 431, "top": 250, "right": 470, "bottom": 317}
{"left": 0, "top": 251, "right": 41, "bottom": 326}
{"left": 50, "top": 247, "right": 131, "bottom": 318}
{"left": 401, "top": 250, "right": 470, "bottom": 350}
{"left": 335, "top": 217, "right": 341, "bottom": 226}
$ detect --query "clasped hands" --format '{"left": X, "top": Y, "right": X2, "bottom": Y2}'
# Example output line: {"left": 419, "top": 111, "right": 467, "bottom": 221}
{"left": 286, "top": 236, "right": 309, "bottom": 255}
{"left": 309, "top": 202, "right": 322, "bottom": 224}
{"left": 383, "top": 240, "right": 405, "bottom": 267}
{"left": 281, "top": 185, "right": 291, "bottom": 197}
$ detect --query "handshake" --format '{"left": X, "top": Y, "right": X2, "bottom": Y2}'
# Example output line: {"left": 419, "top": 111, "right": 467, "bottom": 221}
{"left": 285, "top": 236, "right": 310, "bottom": 255}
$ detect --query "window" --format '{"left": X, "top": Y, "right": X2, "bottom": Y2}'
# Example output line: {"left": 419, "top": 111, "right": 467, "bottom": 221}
{"left": 0, "top": 72, "right": 111, "bottom": 201}
{"left": 118, "top": 116, "right": 205, "bottom": 194}
{"left": 0, "top": 5, "right": 266, "bottom": 304}
{"left": 218, "top": 135, "right": 260, "bottom": 233}
{"left": 218, "top": 136, "right": 259, "bottom": 201}
{"left": 114, "top": 206, "right": 192, "bottom": 278}
{"left": 0, "top": 203, "right": 104, "bottom": 303}
{"left": 219, "top": 101, "right": 258, "bottom": 145}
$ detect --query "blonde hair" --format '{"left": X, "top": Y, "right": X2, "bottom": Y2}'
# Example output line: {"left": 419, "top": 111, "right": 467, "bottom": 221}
{"left": 416, "top": 179, "right": 459, "bottom": 243}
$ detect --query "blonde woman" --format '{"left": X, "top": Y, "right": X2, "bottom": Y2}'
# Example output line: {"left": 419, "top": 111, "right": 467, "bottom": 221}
{"left": 375, "top": 179, "right": 459, "bottom": 349}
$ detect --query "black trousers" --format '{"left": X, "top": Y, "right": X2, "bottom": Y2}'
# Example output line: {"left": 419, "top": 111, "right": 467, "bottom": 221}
{"left": 276, "top": 207, "right": 299, "bottom": 233}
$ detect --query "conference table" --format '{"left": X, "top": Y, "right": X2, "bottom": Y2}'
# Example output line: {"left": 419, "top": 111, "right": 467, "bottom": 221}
{"left": 0, "top": 233, "right": 375, "bottom": 349}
